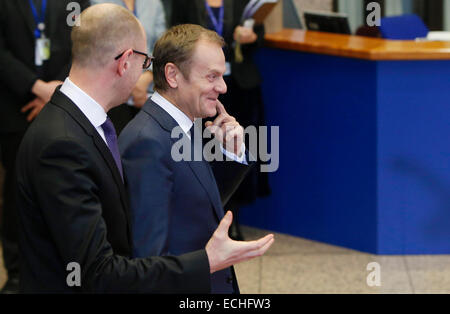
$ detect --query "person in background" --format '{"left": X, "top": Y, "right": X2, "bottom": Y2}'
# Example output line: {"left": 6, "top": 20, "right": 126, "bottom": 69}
{"left": 172, "top": 0, "right": 271, "bottom": 240}
{"left": 0, "top": 0, "right": 90, "bottom": 294}
{"left": 91, "top": 0, "right": 167, "bottom": 134}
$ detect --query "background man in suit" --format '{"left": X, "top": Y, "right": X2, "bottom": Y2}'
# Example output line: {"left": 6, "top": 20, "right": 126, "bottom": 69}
{"left": 15, "top": 4, "right": 274, "bottom": 293}
{"left": 0, "top": 0, "right": 90, "bottom": 294}
{"left": 119, "top": 24, "right": 272, "bottom": 293}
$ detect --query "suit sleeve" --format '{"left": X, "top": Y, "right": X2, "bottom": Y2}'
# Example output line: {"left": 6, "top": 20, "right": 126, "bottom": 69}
{"left": 35, "top": 137, "right": 210, "bottom": 293}
{"left": 120, "top": 134, "right": 174, "bottom": 258}
{"left": 210, "top": 150, "right": 255, "bottom": 207}
{"left": 0, "top": 1, "right": 38, "bottom": 97}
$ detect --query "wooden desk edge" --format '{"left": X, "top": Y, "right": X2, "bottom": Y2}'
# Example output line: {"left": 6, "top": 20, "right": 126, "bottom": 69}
{"left": 264, "top": 29, "right": 450, "bottom": 61}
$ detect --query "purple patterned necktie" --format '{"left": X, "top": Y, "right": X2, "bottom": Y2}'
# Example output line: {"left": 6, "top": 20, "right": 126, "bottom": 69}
{"left": 101, "top": 117, "right": 124, "bottom": 180}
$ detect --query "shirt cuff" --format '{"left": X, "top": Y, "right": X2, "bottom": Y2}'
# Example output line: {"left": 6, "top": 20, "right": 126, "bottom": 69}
{"left": 220, "top": 143, "right": 248, "bottom": 165}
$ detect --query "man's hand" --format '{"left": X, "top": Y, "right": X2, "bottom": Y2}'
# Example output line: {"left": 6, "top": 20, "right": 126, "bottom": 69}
{"left": 21, "top": 97, "right": 46, "bottom": 122}
{"left": 206, "top": 211, "right": 274, "bottom": 274}
{"left": 31, "top": 79, "right": 63, "bottom": 103}
{"left": 233, "top": 26, "right": 257, "bottom": 45}
{"left": 205, "top": 101, "right": 244, "bottom": 157}
{"left": 131, "top": 71, "right": 153, "bottom": 108}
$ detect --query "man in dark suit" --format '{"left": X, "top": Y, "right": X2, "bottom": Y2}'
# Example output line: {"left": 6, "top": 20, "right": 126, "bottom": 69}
{"left": 119, "top": 24, "right": 272, "bottom": 294}
{"left": 0, "top": 0, "right": 90, "bottom": 293}
{"left": 15, "top": 4, "right": 274, "bottom": 293}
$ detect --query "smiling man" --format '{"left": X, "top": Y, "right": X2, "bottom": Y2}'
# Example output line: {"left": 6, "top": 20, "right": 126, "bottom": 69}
{"left": 119, "top": 24, "right": 266, "bottom": 294}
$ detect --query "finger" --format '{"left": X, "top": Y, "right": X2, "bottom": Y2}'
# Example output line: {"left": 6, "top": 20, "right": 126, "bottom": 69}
{"left": 242, "top": 234, "right": 274, "bottom": 252}
{"left": 241, "top": 238, "right": 275, "bottom": 260}
{"left": 225, "top": 127, "right": 243, "bottom": 143}
{"left": 215, "top": 101, "right": 227, "bottom": 116}
{"left": 222, "top": 121, "right": 239, "bottom": 131}
{"left": 222, "top": 123, "right": 241, "bottom": 138}
{"left": 215, "top": 211, "right": 233, "bottom": 237}
{"left": 21, "top": 101, "right": 36, "bottom": 113}
{"left": 205, "top": 121, "right": 213, "bottom": 128}
{"left": 214, "top": 115, "right": 235, "bottom": 129}
{"left": 27, "top": 106, "right": 41, "bottom": 122}
{"left": 205, "top": 124, "right": 222, "bottom": 138}
{"left": 212, "top": 114, "right": 229, "bottom": 127}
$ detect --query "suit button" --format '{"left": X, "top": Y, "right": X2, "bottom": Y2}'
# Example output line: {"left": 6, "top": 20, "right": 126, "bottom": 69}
{"left": 227, "top": 276, "right": 233, "bottom": 284}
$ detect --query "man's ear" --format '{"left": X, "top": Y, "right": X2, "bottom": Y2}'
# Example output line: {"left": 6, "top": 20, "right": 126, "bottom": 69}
{"left": 117, "top": 49, "right": 133, "bottom": 77}
{"left": 165, "top": 63, "right": 180, "bottom": 89}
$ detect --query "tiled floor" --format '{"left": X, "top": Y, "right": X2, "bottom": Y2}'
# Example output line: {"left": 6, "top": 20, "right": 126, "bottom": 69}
{"left": 1, "top": 226, "right": 449, "bottom": 293}
{"left": 234, "top": 226, "right": 450, "bottom": 294}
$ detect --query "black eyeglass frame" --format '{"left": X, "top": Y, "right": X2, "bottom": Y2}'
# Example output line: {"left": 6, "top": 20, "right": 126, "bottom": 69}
{"left": 114, "top": 49, "right": 154, "bottom": 69}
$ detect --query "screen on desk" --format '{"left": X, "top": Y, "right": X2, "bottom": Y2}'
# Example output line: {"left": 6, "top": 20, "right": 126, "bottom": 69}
{"left": 304, "top": 11, "right": 351, "bottom": 35}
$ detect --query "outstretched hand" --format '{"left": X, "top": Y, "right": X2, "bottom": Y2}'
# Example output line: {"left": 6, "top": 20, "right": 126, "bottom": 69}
{"left": 206, "top": 211, "right": 274, "bottom": 274}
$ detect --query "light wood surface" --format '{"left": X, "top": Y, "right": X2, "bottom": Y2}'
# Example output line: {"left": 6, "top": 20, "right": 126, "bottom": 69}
{"left": 264, "top": 29, "right": 450, "bottom": 60}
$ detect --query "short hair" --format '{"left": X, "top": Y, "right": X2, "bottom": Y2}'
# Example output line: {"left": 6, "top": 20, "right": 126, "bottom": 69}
{"left": 153, "top": 24, "right": 225, "bottom": 92}
{"left": 71, "top": 4, "right": 144, "bottom": 68}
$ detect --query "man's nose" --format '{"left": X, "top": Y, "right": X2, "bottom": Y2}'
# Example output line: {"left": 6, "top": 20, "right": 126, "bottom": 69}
{"left": 216, "top": 76, "right": 227, "bottom": 94}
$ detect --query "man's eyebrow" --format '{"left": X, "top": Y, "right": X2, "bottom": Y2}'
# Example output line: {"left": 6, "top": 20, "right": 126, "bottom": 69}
{"left": 207, "top": 69, "right": 224, "bottom": 75}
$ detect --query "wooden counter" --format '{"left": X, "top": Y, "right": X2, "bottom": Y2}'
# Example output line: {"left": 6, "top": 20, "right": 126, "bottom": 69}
{"left": 264, "top": 29, "right": 450, "bottom": 60}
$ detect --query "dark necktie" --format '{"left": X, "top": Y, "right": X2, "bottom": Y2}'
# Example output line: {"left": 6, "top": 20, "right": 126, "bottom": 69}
{"left": 101, "top": 117, "right": 124, "bottom": 180}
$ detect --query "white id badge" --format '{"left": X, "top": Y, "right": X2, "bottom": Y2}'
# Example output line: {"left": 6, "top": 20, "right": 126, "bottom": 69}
{"left": 35, "top": 38, "right": 51, "bottom": 66}
{"left": 243, "top": 18, "right": 255, "bottom": 29}
{"left": 224, "top": 62, "right": 231, "bottom": 76}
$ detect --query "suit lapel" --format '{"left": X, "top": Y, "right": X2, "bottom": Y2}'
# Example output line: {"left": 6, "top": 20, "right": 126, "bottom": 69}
{"left": 17, "top": 0, "right": 38, "bottom": 38}
{"left": 187, "top": 159, "right": 224, "bottom": 221}
{"left": 143, "top": 101, "right": 225, "bottom": 222}
{"left": 50, "top": 90, "right": 133, "bottom": 234}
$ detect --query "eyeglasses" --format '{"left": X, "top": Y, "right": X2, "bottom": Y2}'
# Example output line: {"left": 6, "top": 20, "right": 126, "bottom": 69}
{"left": 115, "top": 49, "right": 154, "bottom": 69}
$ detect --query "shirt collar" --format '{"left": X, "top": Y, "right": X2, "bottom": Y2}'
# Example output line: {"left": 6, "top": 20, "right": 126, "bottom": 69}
{"left": 151, "top": 91, "right": 193, "bottom": 135}
{"left": 59, "top": 77, "right": 108, "bottom": 129}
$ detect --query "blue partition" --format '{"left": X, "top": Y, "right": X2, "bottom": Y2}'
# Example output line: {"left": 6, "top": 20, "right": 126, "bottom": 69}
{"left": 239, "top": 47, "right": 450, "bottom": 254}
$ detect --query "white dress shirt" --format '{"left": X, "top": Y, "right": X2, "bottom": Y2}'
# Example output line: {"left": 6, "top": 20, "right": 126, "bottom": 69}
{"left": 151, "top": 92, "right": 247, "bottom": 164}
{"left": 59, "top": 78, "right": 109, "bottom": 145}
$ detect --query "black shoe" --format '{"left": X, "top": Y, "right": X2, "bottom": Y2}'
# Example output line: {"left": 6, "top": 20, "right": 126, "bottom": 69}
{"left": 0, "top": 277, "right": 20, "bottom": 294}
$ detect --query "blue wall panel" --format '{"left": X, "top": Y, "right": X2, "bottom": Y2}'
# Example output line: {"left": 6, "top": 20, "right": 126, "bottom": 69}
{"left": 240, "top": 48, "right": 378, "bottom": 253}
{"left": 241, "top": 48, "right": 450, "bottom": 254}
{"left": 376, "top": 61, "right": 450, "bottom": 254}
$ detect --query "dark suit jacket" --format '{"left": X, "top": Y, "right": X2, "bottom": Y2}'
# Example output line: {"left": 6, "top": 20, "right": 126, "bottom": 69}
{"left": 171, "top": 0, "right": 265, "bottom": 90}
{"left": 0, "top": 0, "right": 89, "bottom": 134}
{"left": 118, "top": 100, "right": 252, "bottom": 293}
{"left": 15, "top": 90, "right": 211, "bottom": 293}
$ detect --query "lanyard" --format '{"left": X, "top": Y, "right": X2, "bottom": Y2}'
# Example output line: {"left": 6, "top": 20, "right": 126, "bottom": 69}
{"left": 205, "top": 1, "right": 224, "bottom": 36}
{"left": 242, "top": 0, "right": 259, "bottom": 22}
{"left": 29, "top": 0, "right": 47, "bottom": 38}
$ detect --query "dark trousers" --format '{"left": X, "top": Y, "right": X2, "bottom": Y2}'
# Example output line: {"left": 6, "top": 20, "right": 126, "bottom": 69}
{"left": 0, "top": 132, "right": 24, "bottom": 279}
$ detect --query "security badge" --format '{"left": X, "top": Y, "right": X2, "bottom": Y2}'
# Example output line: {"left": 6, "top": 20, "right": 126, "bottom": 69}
{"left": 35, "top": 23, "right": 50, "bottom": 66}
